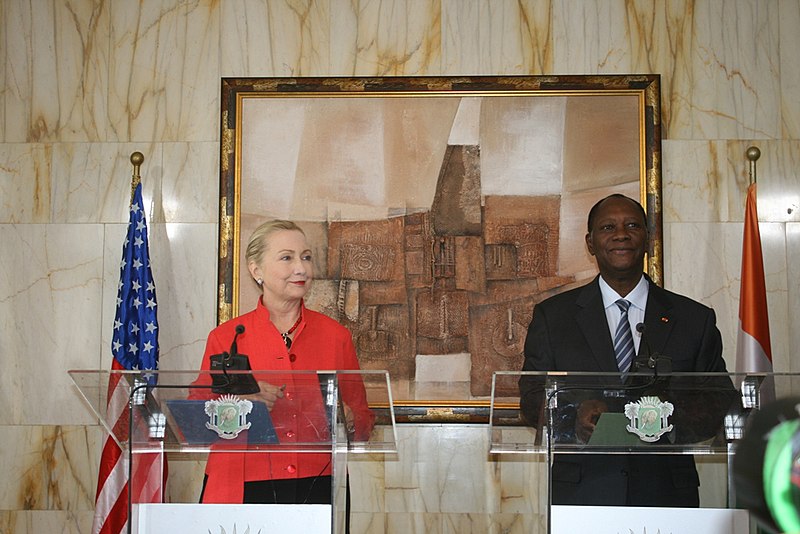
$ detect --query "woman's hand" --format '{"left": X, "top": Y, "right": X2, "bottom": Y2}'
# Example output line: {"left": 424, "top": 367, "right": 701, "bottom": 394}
{"left": 248, "top": 381, "right": 285, "bottom": 410}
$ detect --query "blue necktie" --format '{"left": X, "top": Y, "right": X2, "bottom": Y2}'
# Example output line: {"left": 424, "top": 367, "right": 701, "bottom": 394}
{"left": 614, "top": 299, "right": 635, "bottom": 373}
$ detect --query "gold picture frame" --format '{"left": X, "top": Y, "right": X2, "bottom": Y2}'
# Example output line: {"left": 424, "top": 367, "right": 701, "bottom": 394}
{"left": 217, "top": 75, "right": 663, "bottom": 410}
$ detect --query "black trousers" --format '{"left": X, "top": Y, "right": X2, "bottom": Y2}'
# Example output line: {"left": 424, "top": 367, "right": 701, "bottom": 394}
{"left": 551, "top": 454, "right": 700, "bottom": 507}
{"left": 243, "top": 475, "right": 332, "bottom": 504}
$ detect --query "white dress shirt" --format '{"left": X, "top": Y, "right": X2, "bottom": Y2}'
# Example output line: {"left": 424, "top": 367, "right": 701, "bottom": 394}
{"left": 598, "top": 275, "right": 648, "bottom": 355}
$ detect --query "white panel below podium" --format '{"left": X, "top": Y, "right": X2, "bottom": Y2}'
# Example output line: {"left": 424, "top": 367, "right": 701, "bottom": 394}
{"left": 132, "top": 503, "right": 331, "bottom": 534}
{"left": 552, "top": 505, "right": 749, "bottom": 534}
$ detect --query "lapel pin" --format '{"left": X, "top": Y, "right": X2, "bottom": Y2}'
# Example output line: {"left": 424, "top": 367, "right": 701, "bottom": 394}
{"left": 661, "top": 316, "right": 669, "bottom": 323}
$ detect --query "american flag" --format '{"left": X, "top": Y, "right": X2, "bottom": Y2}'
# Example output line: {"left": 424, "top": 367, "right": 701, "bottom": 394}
{"left": 93, "top": 181, "right": 163, "bottom": 534}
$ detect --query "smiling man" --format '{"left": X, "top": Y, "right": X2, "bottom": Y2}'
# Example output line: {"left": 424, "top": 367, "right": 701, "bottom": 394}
{"left": 520, "top": 193, "right": 728, "bottom": 507}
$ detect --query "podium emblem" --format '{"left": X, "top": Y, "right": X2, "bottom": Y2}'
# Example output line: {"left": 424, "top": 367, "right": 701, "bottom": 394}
{"left": 205, "top": 394, "right": 253, "bottom": 439}
{"left": 624, "top": 396, "right": 674, "bottom": 442}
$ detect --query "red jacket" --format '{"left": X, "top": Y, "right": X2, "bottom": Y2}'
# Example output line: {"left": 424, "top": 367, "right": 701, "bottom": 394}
{"left": 191, "top": 299, "right": 374, "bottom": 503}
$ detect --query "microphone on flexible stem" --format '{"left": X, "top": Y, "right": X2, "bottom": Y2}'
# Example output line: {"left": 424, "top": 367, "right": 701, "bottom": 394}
{"left": 543, "top": 323, "right": 666, "bottom": 437}
{"left": 220, "top": 325, "right": 245, "bottom": 380}
{"left": 227, "top": 324, "right": 245, "bottom": 362}
{"left": 210, "top": 324, "right": 259, "bottom": 394}
{"left": 634, "top": 323, "right": 671, "bottom": 375}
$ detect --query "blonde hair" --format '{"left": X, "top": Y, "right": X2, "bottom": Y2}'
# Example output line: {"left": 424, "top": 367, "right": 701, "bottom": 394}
{"left": 245, "top": 219, "right": 306, "bottom": 266}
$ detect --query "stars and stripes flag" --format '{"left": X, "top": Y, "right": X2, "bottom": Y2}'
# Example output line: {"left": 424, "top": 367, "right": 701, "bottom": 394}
{"left": 735, "top": 183, "right": 773, "bottom": 380}
{"left": 92, "top": 181, "right": 163, "bottom": 534}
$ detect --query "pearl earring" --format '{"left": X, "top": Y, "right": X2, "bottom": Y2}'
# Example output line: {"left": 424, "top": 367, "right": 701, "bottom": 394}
{"left": 256, "top": 278, "right": 263, "bottom": 286}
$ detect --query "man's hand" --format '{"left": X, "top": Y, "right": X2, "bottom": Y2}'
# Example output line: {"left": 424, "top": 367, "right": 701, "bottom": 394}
{"left": 576, "top": 399, "right": 608, "bottom": 443}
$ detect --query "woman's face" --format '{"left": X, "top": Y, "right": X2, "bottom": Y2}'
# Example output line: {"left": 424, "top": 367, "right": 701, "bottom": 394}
{"left": 249, "top": 229, "right": 313, "bottom": 303}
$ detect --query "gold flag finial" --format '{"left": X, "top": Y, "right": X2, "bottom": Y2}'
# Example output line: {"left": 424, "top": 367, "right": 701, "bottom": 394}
{"left": 130, "top": 151, "right": 144, "bottom": 202}
{"left": 746, "top": 146, "right": 760, "bottom": 186}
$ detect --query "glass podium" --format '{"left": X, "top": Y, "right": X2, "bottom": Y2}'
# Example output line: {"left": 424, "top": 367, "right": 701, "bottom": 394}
{"left": 70, "top": 369, "right": 397, "bottom": 534}
{"left": 490, "top": 371, "right": 798, "bottom": 533}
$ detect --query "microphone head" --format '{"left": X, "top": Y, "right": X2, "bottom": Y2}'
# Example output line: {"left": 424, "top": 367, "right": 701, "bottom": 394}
{"left": 636, "top": 322, "right": 645, "bottom": 334}
{"left": 235, "top": 324, "right": 245, "bottom": 334}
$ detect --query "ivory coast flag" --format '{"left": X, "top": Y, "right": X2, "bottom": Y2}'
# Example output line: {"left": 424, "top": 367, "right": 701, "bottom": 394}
{"left": 735, "top": 183, "right": 772, "bottom": 374}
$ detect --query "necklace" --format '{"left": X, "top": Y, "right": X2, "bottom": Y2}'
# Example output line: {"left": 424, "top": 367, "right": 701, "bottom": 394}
{"left": 281, "top": 312, "right": 303, "bottom": 349}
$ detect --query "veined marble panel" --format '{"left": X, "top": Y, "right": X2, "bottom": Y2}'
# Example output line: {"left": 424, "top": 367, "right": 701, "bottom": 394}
{"left": 665, "top": 222, "right": 739, "bottom": 371}
{"left": 352, "top": 512, "right": 542, "bottom": 534}
{"left": 332, "top": 0, "right": 441, "bottom": 76}
{"left": 551, "top": 1, "right": 634, "bottom": 75}
{"left": 0, "top": 510, "right": 93, "bottom": 534}
{"left": 3, "top": 1, "right": 111, "bottom": 143}
{"left": 163, "top": 424, "right": 548, "bottom": 531}
{"left": 436, "top": 426, "right": 497, "bottom": 513}
{"left": 664, "top": 140, "right": 800, "bottom": 225}
{"left": 550, "top": 1, "right": 782, "bottom": 141}
{"left": 441, "top": 0, "right": 554, "bottom": 76}
{"left": 221, "top": 0, "right": 330, "bottom": 77}
{"left": 355, "top": 511, "right": 439, "bottom": 534}
{"left": 482, "top": 0, "right": 552, "bottom": 75}
{"left": 0, "top": 224, "right": 104, "bottom": 425}
{"left": 721, "top": 140, "right": 800, "bottom": 224}
{"left": 100, "top": 222, "right": 218, "bottom": 375}
{"left": 666, "top": 221, "right": 789, "bottom": 373}
{"left": 441, "top": 512, "right": 542, "bottom": 534}
{"left": 382, "top": 424, "right": 437, "bottom": 513}
{"left": 348, "top": 424, "right": 546, "bottom": 533}
{"left": 442, "top": 0, "right": 481, "bottom": 75}
{"left": 0, "top": 144, "right": 52, "bottom": 223}
{"left": 682, "top": 1, "right": 781, "bottom": 140}
{"left": 51, "top": 143, "right": 162, "bottom": 224}
{"left": 695, "top": 456, "right": 730, "bottom": 509}
{"left": 2, "top": 2, "right": 58, "bottom": 143}
{"left": 349, "top": 451, "right": 391, "bottom": 513}
{"left": 50, "top": 142, "right": 218, "bottom": 225}
{"left": 162, "top": 458, "right": 207, "bottom": 504}
{"left": 367, "top": 425, "right": 545, "bottom": 515}
{"left": 108, "top": 1, "right": 220, "bottom": 143}
{"left": 663, "top": 140, "right": 731, "bottom": 223}
{"left": 443, "top": 0, "right": 552, "bottom": 75}
{"left": 159, "top": 142, "right": 219, "bottom": 224}
{"left": 0, "top": 8, "right": 5, "bottom": 144}
{"left": 0, "top": 424, "right": 101, "bottom": 511}
{"left": 779, "top": 0, "right": 800, "bottom": 139}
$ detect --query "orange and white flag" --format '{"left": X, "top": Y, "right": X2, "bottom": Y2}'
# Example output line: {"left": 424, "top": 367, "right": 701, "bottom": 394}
{"left": 735, "top": 183, "right": 772, "bottom": 375}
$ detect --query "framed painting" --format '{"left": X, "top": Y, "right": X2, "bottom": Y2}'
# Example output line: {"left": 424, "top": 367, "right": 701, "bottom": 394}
{"left": 217, "top": 75, "right": 663, "bottom": 413}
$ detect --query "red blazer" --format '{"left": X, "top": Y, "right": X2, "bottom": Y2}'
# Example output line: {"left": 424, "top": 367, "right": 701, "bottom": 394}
{"left": 191, "top": 299, "right": 374, "bottom": 503}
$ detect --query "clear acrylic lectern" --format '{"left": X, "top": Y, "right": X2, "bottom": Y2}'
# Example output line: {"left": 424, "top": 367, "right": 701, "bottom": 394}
{"left": 70, "top": 369, "right": 397, "bottom": 534}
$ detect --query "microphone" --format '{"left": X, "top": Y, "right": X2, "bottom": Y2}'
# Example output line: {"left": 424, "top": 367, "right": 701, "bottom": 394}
{"left": 226, "top": 324, "right": 245, "bottom": 362}
{"left": 210, "top": 324, "right": 259, "bottom": 394}
{"left": 633, "top": 323, "right": 672, "bottom": 374}
{"left": 218, "top": 324, "right": 246, "bottom": 383}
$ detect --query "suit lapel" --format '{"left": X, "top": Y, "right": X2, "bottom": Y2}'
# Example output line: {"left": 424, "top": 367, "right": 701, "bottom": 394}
{"left": 575, "top": 278, "right": 619, "bottom": 372}
{"left": 643, "top": 282, "right": 675, "bottom": 354}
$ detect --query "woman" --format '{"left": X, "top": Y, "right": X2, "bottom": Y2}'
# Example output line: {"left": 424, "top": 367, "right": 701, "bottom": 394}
{"left": 192, "top": 219, "right": 374, "bottom": 505}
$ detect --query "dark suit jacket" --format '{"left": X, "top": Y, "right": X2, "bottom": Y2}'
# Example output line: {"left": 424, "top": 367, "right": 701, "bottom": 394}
{"left": 520, "top": 275, "right": 728, "bottom": 506}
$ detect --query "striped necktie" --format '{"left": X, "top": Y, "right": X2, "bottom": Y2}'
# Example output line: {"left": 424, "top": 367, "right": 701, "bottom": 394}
{"left": 614, "top": 299, "right": 635, "bottom": 373}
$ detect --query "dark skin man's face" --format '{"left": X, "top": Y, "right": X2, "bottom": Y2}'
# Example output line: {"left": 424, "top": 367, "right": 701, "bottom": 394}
{"left": 585, "top": 196, "right": 649, "bottom": 286}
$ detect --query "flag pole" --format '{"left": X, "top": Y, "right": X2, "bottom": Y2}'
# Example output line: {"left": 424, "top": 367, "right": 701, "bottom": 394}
{"left": 746, "top": 146, "right": 760, "bottom": 186}
{"left": 130, "top": 151, "right": 144, "bottom": 203}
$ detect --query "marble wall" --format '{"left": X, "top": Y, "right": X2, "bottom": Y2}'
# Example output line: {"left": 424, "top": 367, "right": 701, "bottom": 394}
{"left": 1, "top": 1, "right": 798, "bottom": 533}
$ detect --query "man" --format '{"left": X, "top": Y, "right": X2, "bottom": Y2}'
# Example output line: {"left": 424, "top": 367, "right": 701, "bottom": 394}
{"left": 520, "top": 193, "right": 729, "bottom": 506}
